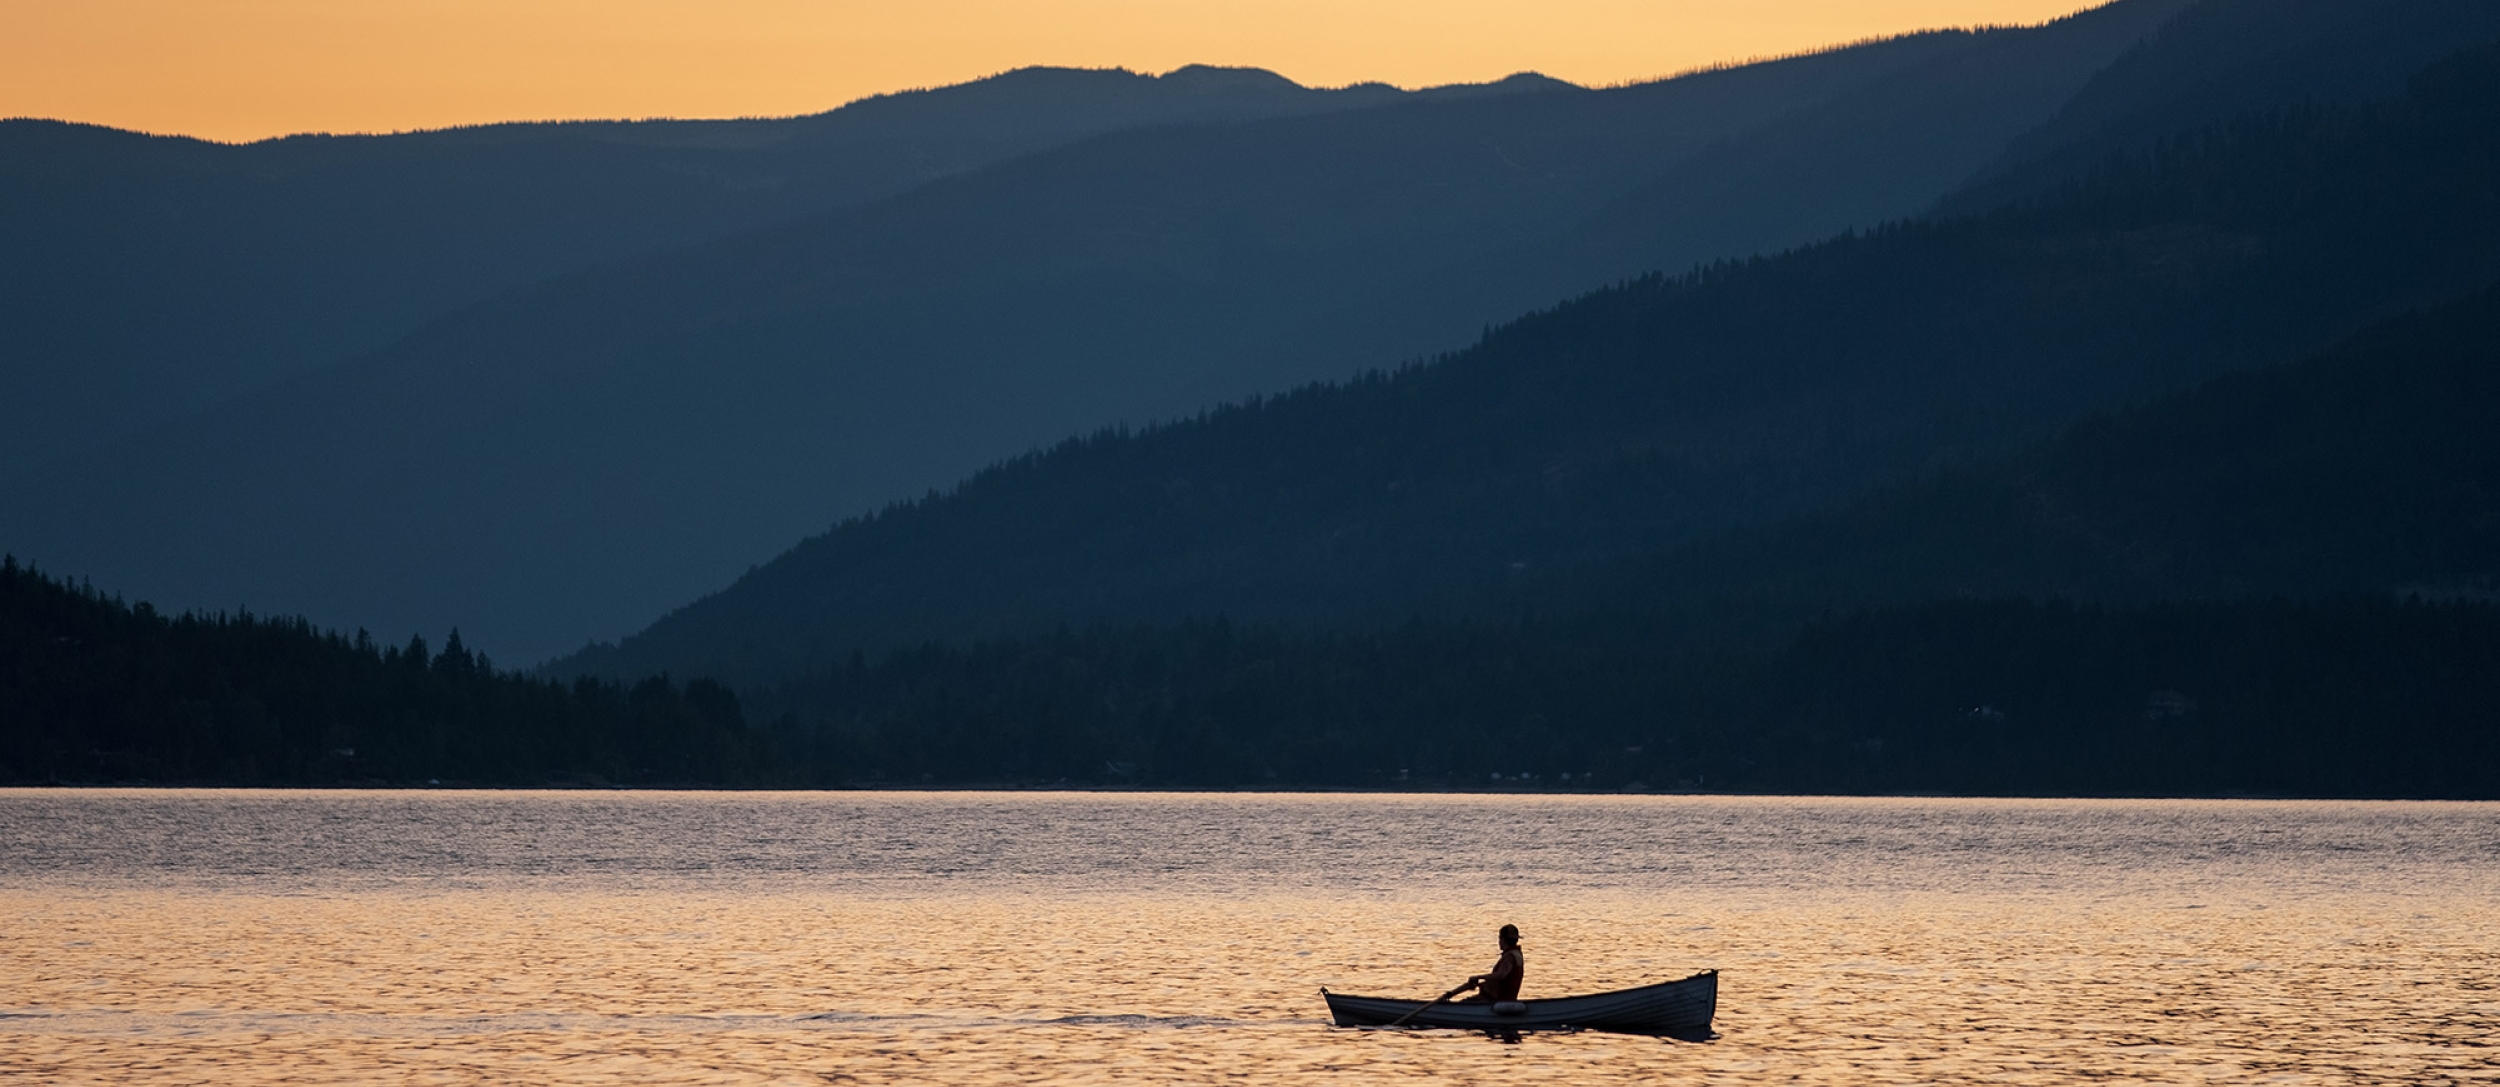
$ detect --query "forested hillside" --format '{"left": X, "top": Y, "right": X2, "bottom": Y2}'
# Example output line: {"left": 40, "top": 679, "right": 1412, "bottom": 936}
{"left": 0, "top": 559, "right": 775, "bottom": 786}
{"left": 1945, "top": 0, "right": 2500, "bottom": 212}
{"left": 1605, "top": 281, "right": 2500, "bottom": 620}
{"left": 0, "top": 3, "right": 2182, "bottom": 664}
{"left": 570, "top": 42, "right": 2500, "bottom": 689}
{"left": 745, "top": 598, "right": 2500, "bottom": 798}
{"left": 12, "top": 0, "right": 2499, "bottom": 798}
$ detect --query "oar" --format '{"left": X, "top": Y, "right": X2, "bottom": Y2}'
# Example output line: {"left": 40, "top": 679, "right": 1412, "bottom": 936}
{"left": 1386, "top": 982, "right": 1473, "bottom": 1028}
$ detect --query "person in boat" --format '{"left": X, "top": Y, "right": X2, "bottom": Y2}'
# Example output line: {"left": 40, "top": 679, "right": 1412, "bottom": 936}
{"left": 1458, "top": 923, "right": 1525, "bottom": 1003}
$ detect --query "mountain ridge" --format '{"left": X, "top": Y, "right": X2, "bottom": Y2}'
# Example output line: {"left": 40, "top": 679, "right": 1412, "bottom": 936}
{"left": 555, "top": 37, "right": 2500, "bottom": 688}
{"left": 1939, "top": 0, "right": 2500, "bottom": 213}
{"left": 1, "top": 13, "right": 2181, "bottom": 663}
{"left": 0, "top": 63, "right": 1567, "bottom": 476}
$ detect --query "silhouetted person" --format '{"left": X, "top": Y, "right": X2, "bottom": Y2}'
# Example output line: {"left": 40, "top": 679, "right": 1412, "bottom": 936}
{"left": 1459, "top": 923, "right": 1524, "bottom": 1003}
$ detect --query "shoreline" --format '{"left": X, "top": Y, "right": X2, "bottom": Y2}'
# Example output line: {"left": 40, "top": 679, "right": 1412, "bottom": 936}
{"left": 2, "top": 782, "right": 2488, "bottom": 803}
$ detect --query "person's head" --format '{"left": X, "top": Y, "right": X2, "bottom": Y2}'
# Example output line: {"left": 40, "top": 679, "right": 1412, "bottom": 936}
{"left": 1498, "top": 923, "right": 1520, "bottom": 949}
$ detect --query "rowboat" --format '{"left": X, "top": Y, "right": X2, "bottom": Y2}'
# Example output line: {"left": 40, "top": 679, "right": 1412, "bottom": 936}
{"left": 1321, "top": 970, "right": 1717, "bottom": 1038}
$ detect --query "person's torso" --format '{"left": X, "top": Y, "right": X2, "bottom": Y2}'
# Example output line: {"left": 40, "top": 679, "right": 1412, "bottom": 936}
{"left": 1485, "top": 948, "right": 1525, "bottom": 1001}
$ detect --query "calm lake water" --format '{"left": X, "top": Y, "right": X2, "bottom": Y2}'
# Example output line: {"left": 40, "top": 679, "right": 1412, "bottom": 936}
{"left": 2, "top": 790, "right": 2495, "bottom": 1085}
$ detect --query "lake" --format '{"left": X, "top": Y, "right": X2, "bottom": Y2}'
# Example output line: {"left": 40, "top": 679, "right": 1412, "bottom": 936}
{"left": 2, "top": 790, "right": 2495, "bottom": 1084}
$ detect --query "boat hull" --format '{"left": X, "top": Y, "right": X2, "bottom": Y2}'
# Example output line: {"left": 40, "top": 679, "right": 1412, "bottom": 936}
{"left": 1322, "top": 970, "right": 1717, "bottom": 1038}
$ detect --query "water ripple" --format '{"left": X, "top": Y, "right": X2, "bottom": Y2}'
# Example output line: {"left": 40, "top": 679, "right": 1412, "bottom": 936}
{"left": 3, "top": 790, "right": 2496, "bottom": 1085}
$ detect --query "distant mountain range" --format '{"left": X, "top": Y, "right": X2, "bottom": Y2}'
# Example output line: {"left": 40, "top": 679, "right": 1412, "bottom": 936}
{"left": 6, "top": 0, "right": 2499, "bottom": 796}
{"left": 648, "top": 39, "right": 2500, "bottom": 797}
{"left": 0, "top": 63, "right": 1550, "bottom": 474}
{"left": 1, "top": 0, "right": 2189, "bottom": 663}
{"left": 564, "top": 33, "right": 2500, "bottom": 689}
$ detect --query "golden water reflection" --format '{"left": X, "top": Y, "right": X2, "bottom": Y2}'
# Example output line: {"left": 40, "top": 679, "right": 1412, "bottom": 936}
{"left": 3, "top": 792, "right": 2496, "bottom": 1084}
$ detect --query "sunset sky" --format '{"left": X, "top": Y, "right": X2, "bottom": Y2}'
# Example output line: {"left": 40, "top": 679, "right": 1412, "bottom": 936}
{"left": 6, "top": 0, "right": 2105, "bottom": 143}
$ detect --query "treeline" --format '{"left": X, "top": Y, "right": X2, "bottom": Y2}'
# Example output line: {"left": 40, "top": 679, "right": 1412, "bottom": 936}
{"left": 758, "top": 596, "right": 2500, "bottom": 798}
{"left": 10, "top": 550, "right": 2494, "bottom": 795}
{"left": 0, "top": 557, "right": 776, "bottom": 786}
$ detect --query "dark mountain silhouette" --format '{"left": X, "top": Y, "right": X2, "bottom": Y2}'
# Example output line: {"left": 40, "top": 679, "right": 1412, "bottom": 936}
{"left": 1402, "top": 0, "right": 2199, "bottom": 334}
{"left": 0, "top": 64, "right": 1549, "bottom": 475}
{"left": 740, "top": 252, "right": 2500, "bottom": 797}
{"left": 678, "top": 53, "right": 2500, "bottom": 798}
{"left": 13, "top": 4, "right": 2500, "bottom": 798}
{"left": 559, "top": 40, "right": 2500, "bottom": 689}
{"left": 0, "top": 2, "right": 2186, "bottom": 664}
{"left": 1612, "top": 278, "right": 2500, "bottom": 621}
{"left": 1941, "top": 0, "right": 2500, "bottom": 213}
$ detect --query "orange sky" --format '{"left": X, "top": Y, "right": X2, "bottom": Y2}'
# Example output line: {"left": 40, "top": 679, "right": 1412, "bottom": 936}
{"left": 5, "top": 0, "right": 2107, "bottom": 143}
